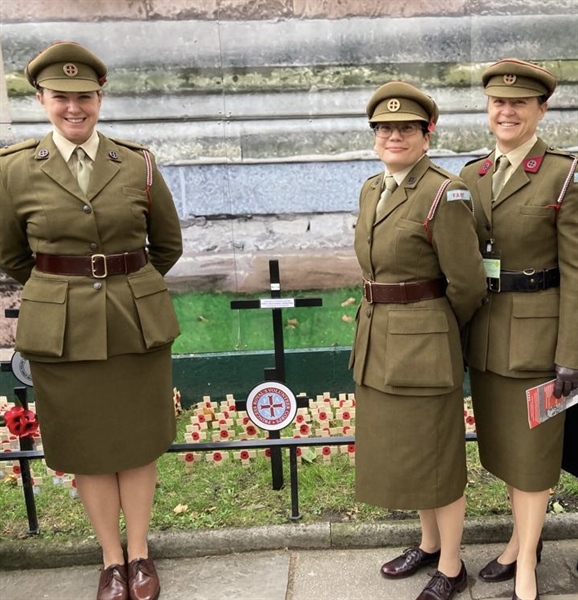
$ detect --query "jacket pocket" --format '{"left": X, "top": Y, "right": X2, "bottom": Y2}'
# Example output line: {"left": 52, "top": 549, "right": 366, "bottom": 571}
{"left": 128, "top": 272, "right": 180, "bottom": 349}
{"left": 16, "top": 278, "right": 68, "bottom": 357}
{"left": 509, "top": 292, "right": 559, "bottom": 371}
{"left": 384, "top": 309, "right": 453, "bottom": 388}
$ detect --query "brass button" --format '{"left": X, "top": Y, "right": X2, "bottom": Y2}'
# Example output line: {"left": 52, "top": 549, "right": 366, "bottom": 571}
{"left": 83, "top": 205, "right": 92, "bottom": 214}
{"left": 93, "top": 282, "right": 102, "bottom": 290}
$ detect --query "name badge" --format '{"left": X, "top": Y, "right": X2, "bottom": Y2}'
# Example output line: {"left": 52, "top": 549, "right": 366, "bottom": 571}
{"left": 446, "top": 190, "right": 471, "bottom": 201}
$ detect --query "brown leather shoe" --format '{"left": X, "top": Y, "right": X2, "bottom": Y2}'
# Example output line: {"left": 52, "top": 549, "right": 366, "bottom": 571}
{"left": 415, "top": 561, "right": 468, "bottom": 600}
{"left": 128, "top": 557, "right": 160, "bottom": 600}
{"left": 381, "top": 546, "right": 441, "bottom": 579}
{"left": 479, "top": 538, "right": 543, "bottom": 583}
{"left": 97, "top": 564, "right": 128, "bottom": 600}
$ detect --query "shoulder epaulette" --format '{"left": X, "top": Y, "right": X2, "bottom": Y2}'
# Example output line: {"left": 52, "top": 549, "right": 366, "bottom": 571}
{"left": 0, "top": 138, "right": 38, "bottom": 157}
{"left": 110, "top": 138, "right": 149, "bottom": 151}
{"left": 463, "top": 151, "right": 492, "bottom": 168}
{"left": 546, "top": 147, "right": 578, "bottom": 159}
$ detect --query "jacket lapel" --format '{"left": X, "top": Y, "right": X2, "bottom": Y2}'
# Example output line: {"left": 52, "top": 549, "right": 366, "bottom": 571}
{"left": 36, "top": 134, "right": 86, "bottom": 200}
{"left": 86, "top": 134, "right": 121, "bottom": 200}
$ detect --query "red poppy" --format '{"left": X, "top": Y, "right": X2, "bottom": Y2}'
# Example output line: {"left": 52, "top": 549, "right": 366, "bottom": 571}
{"left": 322, "top": 446, "right": 331, "bottom": 456}
{"left": 342, "top": 411, "right": 351, "bottom": 421}
{"left": 318, "top": 411, "right": 328, "bottom": 421}
{"left": 220, "top": 430, "right": 230, "bottom": 439}
{"left": 242, "top": 416, "right": 250, "bottom": 426}
{"left": 264, "top": 448, "right": 271, "bottom": 458}
{"left": 3, "top": 406, "right": 39, "bottom": 438}
{"left": 185, "top": 453, "right": 195, "bottom": 462}
{"left": 13, "top": 465, "right": 21, "bottom": 475}
{"left": 347, "top": 444, "right": 355, "bottom": 454}
{"left": 466, "top": 415, "right": 476, "bottom": 425}
{"left": 245, "top": 425, "right": 257, "bottom": 436}
{"left": 296, "top": 447, "right": 302, "bottom": 457}
{"left": 197, "top": 414, "right": 206, "bottom": 423}
{"left": 213, "top": 452, "right": 223, "bottom": 462}
{"left": 240, "top": 450, "right": 250, "bottom": 460}
{"left": 300, "top": 423, "right": 310, "bottom": 435}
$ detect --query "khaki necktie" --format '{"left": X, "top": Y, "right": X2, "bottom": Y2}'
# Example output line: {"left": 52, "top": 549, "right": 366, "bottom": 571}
{"left": 75, "top": 147, "right": 92, "bottom": 194}
{"left": 492, "top": 155, "right": 510, "bottom": 200}
{"left": 375, "top": 175, "right": 397, "bottom": 221}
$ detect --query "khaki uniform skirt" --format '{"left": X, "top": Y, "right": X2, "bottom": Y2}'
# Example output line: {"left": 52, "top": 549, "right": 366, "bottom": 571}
{"left": 469, "top": 368, "right": 565, "bottom": 491}
{"left": 30, "top": 346, "right": 176, "bottom": 475}
{"left": 355, "top": 384, "right": 467, "bottom": 510}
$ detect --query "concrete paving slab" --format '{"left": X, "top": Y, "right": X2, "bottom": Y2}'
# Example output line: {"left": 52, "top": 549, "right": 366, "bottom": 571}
{"left": 0, "top": 537, "right": 576, "bottom": 600}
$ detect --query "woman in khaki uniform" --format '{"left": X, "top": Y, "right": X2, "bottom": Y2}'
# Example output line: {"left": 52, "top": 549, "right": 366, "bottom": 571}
{"left": 0, "top": 42, "right": 182, "bottom": 600}
{"left": 460, "top": 59, "right": 578, "bottom": 600}
{"left": 351, "top": 82, "right": 486, "bottom": 600}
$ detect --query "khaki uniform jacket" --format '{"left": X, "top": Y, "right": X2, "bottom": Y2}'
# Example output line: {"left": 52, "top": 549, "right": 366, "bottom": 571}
{"left": 0, "top": 132, "right": 183, "bottom": 362}
{"left": 350, "top": 155, "right": 487, "bottom": 396}
{"left": 460, "top": 139, "right": 578, "bottom": 378}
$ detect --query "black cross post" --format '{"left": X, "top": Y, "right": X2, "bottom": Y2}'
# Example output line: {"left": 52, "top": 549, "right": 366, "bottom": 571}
{"left": 231, "top": 260, "right": 322, "bottom": 490}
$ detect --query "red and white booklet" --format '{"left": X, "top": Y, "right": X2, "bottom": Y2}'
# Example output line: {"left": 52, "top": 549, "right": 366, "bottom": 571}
{"left": 526, "top": 379, "right": 578, "bottom": 429}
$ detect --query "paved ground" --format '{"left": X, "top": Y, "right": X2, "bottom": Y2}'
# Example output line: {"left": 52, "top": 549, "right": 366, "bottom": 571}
{"left": 1, "top": 518, "right": 577, "bottom": 600}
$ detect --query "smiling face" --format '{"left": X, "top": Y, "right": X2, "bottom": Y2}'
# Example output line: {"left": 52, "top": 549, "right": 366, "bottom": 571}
{"left": 37, "top": 88, "right": 102, "bottom": 145}
{"left": 373, "top": 121, "right": 430, "bottom": 173}
{"left": 487, "top": 96, "right": 547, "bottom": 153}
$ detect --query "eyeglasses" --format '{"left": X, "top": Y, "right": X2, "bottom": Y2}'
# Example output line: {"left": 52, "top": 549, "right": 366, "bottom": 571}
{"left": 372, "top": 123, "right": 421, "bottom": 138}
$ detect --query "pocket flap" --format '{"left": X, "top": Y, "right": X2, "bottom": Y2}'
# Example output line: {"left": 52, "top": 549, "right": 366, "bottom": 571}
{"left": 388, "top": 309, "right": 449, "bottom": 334}
{"left": 512, "top": 292, "right": 559, "bottom": 318}
{"left": 128, "top": 273, "right": 168, "bottom": 298}
{"left": 21, "top": 278, "right": 67, "bottom": 304}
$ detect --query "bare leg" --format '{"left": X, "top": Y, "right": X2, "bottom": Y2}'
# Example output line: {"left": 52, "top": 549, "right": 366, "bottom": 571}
{"left": 435, "top": 494, "right": 465, "bottom": 577}
{"left": 511, "top": 488, "right": 549, "bottom": 600}
{"left": 75, "top": 473, "right": 124, "bottom": 568}
{"left": 118, "top": 461, "right": 158, "bottom": 561}
{"left": 495, "top": 484, "right": 520, "bottom": 564}
{"left": 418, "top": 509, "right": 441, "bottom": 553}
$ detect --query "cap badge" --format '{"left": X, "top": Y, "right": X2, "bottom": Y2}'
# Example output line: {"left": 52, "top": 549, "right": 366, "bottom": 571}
{"left": 387, "top": 99, "right": 400, "bottom": 112}
{"left": 503, "top": 74, "right": 517, "bottom": 85}
{"left": 63, "top": 63, "right": 79, "bottom": 77}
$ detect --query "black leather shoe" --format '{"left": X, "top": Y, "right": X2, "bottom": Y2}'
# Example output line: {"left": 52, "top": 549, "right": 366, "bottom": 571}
{"left": 380, "top": 546, "right": 441, "bottom": 579}
{"left": 479, "top": 538, "right": 543, "bottom": 583}
{"left": 416, "top": 561, "right": 468, "bottom": 600}
{"left": 97, "top": 564, "right": 128, "bottom": 600}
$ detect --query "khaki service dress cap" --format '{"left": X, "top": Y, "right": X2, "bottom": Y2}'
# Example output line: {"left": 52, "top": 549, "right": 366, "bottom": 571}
{"left": 366, "top": 81, "right": 439, "bottom": 131}
{"left": 25, "top": 41, "right": 107, "bottom": 92}
{"left": 482, "top": 58, "right": 556, "bottom": 99}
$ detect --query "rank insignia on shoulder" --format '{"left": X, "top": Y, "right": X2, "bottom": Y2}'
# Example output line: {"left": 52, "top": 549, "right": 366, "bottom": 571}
{"left": 478, "top": 160, "right": 492, "bottom": 175}
{"left": 447, "top": 189, "right": 471, "bottom": 201}
{"left": 523, "top": 156, "right": 543, "bottom": 172}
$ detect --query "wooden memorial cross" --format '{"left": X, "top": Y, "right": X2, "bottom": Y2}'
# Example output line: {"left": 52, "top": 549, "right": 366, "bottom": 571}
{"left": 231, "top": 260, "right": 322, "bottom": 490}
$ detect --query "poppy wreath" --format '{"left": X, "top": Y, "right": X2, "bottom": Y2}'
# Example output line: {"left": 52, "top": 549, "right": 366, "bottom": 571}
{"left": 2, "top": 406, "right": 39, "bottom": 438}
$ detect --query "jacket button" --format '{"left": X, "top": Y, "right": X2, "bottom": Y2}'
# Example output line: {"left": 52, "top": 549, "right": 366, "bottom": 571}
{"left": 83, "top": 205, "right": 92, "bottom": 214}
{"left": 90, "top": 243, "right": 98, "bottom": 251}
{"left": 367, "top": 235, "right": 371, "bottom": 244}
{"left": 93, "top": 282, "right": 102, "bottom": 290}
{"left": 365, "top": 308, "right": 372, "bottom": 317}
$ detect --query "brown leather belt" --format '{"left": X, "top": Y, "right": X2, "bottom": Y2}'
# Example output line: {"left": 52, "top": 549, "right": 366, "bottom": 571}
{"left": 35, "top": 248, "right": 148, "bottom": 278}
{"left": 363, "top": 278, "right": 447, "bottom": 304}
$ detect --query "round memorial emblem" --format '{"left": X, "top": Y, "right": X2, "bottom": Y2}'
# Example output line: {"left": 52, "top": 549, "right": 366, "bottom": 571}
{"left": 11, "top": 352, "right": 33, "bottom": 387}
{"left": 246, "top": 382, "right": 297, "bottom": 431}
{"left": 387, "top": 98, "right": 401, "bottom": 112}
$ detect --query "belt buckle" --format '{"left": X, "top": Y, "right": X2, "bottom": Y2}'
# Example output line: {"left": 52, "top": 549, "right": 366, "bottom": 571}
{"left": 91, "top": 254, "right": 108, "bottom": 278}
{"left": 488, "top": 277, "right": 501, "bottom": 292}
{"left": 363, "top": 280, "right": 373, "bottom": 304}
